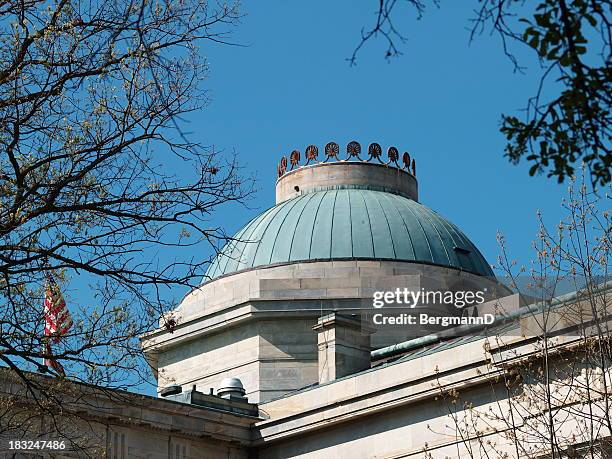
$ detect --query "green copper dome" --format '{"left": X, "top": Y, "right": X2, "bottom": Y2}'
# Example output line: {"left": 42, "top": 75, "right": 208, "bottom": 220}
{"left": 204, "top": 188, "right": 493, "bottom": 281}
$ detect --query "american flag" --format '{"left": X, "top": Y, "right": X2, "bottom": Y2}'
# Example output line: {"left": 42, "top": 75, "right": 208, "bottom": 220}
{"left": 43, "top": 273, "right": 72, "bottom": 375}
{"left": 44, "top": 274, "right": 73, "bottom": 343}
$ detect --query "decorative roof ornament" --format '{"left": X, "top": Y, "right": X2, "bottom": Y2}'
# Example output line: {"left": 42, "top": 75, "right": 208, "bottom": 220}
{"left": 289, "top": 150, "right": 301, "bottom": 169}
{"left": 278, "top": 156, "right": 288, "bottom": 177}
{"left": 346, "top": 141, "right": 362, "bottom": 160}
{"left": 368, "top": 143, "right": 383, "bottom": 162}
{"left": 324, "top": 142, "right": 340, "bottom": 162}
{"left": 305, "top": 145, "right": 319, "bottom": 165}
{"left": 402, "top": 152, "right": 411, "bottom": 169}
{"left": 387, "top": 147, "right": 399, "bottom": 165}
{"left": 276, "top": 141, "right": 416, "bottom": 178}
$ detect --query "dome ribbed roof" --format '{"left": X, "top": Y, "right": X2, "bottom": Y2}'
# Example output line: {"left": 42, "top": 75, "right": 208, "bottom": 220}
{"left": 205, "top": 189, "right": 493, "bottom": 281}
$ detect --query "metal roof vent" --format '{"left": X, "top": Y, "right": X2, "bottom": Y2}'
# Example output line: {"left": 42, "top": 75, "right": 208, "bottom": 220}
{"left": 160, "top": 385, "right": 182, "bottom": 397}
{"left": 217, "top": 377, "right": 246, "bottom": 401}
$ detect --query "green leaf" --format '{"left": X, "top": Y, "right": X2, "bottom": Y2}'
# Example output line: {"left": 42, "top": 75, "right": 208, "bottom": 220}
{"left": 559, "top": 54, "right": 572, "bottom": 67}
{"left": 534, "top": 14, "right": 547, "bottom": 27}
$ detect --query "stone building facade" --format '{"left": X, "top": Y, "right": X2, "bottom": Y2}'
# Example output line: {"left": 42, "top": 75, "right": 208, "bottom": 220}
{"left": 1, "top": 142, "right": 610, "bottom": 458}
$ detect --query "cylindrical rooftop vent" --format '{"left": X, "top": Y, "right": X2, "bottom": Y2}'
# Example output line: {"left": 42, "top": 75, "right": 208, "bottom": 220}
{"left": 217, "top": 377, "right": 246, "bottom": 400}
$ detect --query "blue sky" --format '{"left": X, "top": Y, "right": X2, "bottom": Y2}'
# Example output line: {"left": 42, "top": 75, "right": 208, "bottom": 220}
{"left": 186, "top": 1, "right": 566, "bottom": 275}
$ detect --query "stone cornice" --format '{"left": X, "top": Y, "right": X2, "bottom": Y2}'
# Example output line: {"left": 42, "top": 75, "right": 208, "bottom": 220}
{"left": 253, "top": 336, "right": 498, "bottom": 445}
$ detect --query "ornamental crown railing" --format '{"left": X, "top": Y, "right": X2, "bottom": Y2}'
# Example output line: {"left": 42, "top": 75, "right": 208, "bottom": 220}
{"left": 277, "top": 141, "right": 416, "bottom": 178}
